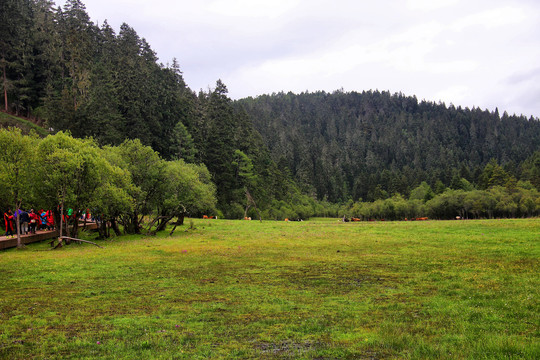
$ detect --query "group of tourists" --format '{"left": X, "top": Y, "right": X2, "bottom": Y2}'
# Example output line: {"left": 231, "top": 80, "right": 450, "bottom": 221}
{"left": 2, "top": 209, "right": 55, "bottom": 238}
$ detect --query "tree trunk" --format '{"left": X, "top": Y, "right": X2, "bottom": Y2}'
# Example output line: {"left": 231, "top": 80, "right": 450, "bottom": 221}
{"left": 177, "top": 212, "right": 185, "bottom": 226}
{"left": 155, "top": 215, "right": 174, "bottom": 232}
{"left": 121, "top": 213, "right": 138, "bottom": 234}
{"left": 15, "top": 204, "right": 22, "bottom": 249}
{"left": 111, "top": 218, "right": 121, "bottom": 236}
{"left": 60, "top": 236, "right": 103, "bottom": 248}
{"left": 131, "top": 212, "right": 140, "bottom": 234}
{"left": 245, "top": 188, "right": 262, "bottom": 222}
{"left": 59, "top": 192, "right": 65, "bottom": 241}
{"left": 97, "top": 218, "right": 107, "bottom": 239}
{"left": 70, "top": 213, "right": 79, "bottom": 238}
{"left": 2, "top": 61, "right": 7, "bottom": 112}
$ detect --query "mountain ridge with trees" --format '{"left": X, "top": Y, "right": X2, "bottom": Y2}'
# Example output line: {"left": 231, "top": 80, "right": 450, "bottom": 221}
{"left": 1, "top": 0, "right": 539, "bottom": 222}
{"left": 237, "top": 90, "right": 540, "bottom": 203}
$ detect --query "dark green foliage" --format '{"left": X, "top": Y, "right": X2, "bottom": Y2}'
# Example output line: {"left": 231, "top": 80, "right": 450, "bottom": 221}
{"left": 2, "top": 1, "right": 192, "bottom": 157}
{"left": 346, "top": 184, "right": 539, "bottom": 221}
{"left": 3, "top": 1, "right": 539, "bottom": 220}
{"left": 0, "top": 0, "right": 300, "bottom": 219}
{"left": 189, "top": 80, "right": 301, "bottom": 218}
{"left": 0, "top": 0, "right": 35, "bottom": 114}
{"left": 238, "top": 90, "right": 540, "bottom": 202}
{"left": 0, "top": 129, "right": 217, "bottom": 236}
{"left": 521, "top": 151, "right": 540, "bottom": 190}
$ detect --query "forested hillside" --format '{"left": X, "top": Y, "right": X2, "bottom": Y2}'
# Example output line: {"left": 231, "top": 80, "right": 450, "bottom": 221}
{"left": 238, "top": 91, "right": 540, "bottom": 202}
{"left": 1, "top": 0, "right": 199, "bottom": 159}
{"left": 1, "top": 0, "right": 539, "bottom": 220}
{"left": 1, "top": 0, "right": 318, "bottom": 219}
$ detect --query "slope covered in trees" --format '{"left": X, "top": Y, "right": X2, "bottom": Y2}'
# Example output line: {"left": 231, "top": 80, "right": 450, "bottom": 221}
{"left": 1, "top": 1, "right": 539, "bottom": 220}
{"left": 238, "top": 90, "right": 540, "bottom": 203}
{"left": 1, "top": 0, "right": 321, "bottom": 219}
{"left": 1, "top": 0, "right": 192, "bottom": 158}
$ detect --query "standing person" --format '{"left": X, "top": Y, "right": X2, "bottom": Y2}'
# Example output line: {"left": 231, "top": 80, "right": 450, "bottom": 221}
{"left": 12, "top": 209, "right": 22, "bottom": 235}
{"left": 3, "top": 209, "right": 14, "bottom": 237}
{"left": 46, "top": 210, "right": 55, "bottom": 230}
{"left": 64, "top": 208, "right": 73, "bottom": 226}
{"left": 40, "top": 209, "right": 47, "bottom": 230}
{"left": 20, "top": 209, "right": 30, "bottom": 235}
{"left": 29, "top": 209, "right": 39, "bottom": 234}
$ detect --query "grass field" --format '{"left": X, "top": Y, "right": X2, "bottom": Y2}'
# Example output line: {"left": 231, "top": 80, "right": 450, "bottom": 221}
{"left": 0, "top": 218, "right": 538, "bottom": 359}
{"left": 0, "top": 112, "right": 49, "bottom": 137}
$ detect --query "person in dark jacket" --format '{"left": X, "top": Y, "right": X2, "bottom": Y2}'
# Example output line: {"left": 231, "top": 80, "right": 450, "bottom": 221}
{"left": 20, "top": 210, "right": 30, "bottom": 235}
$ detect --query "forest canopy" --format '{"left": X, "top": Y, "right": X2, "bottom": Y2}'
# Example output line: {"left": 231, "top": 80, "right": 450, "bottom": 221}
{"left": 0, "top": 128, "right": 217, "bottom": 237}
{"left": 1, "top": 0, "right": 539, "bottom": 222}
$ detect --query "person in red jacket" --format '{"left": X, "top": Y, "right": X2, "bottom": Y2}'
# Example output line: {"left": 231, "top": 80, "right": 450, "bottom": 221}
{"left": 3, "top": 209, "right": 14, "bottom": 237}
{"left": 29, "top": 209, "right": 40, "bottom": 234}
{"left": 46, "top": 210, "right": 55, "bottom": 230}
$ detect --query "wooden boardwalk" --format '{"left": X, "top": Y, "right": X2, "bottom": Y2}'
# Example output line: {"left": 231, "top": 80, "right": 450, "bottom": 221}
{"left": 0, "top": 222, "right": 98, "bottom": 250}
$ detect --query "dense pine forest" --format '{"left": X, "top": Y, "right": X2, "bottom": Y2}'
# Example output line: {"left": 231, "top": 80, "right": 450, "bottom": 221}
{"left": 0, "top": 0, "right": 323, "bottom": 220}
{"left": 1, "top": 0, "right": 539, "bottom": 222}
{"left": 238, "top": 91, "right": 540, "bottom": 202}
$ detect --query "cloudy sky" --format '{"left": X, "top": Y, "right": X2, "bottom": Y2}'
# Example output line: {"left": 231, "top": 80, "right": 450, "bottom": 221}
{"left": 80, "top": 0, "right": 540, "bottom": 117}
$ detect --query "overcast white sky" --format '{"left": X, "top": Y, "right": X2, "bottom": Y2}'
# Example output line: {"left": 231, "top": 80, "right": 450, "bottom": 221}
{"left": 79, "top": 0, "right": 540, "bottom": 117}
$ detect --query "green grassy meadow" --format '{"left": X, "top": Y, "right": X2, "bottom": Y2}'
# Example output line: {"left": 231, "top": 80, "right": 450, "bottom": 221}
{"left": 1, "top": 219, "right": 538, "bottom": 359}
{"left": 0, "top": 112, "right": 49, "bottom": 137}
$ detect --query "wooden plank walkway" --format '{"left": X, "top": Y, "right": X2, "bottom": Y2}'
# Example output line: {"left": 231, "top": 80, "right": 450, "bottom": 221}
{"left": 0, "top": 222, "right": 98, "bottom": 250}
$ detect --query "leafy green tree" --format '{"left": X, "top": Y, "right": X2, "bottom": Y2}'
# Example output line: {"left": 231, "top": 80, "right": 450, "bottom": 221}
{"left": 59, "top": 0, "right": 96, "bottom": 111}
{"left": 168, "top": 121, "right": 197, "bottom": 162}
{"left": 479, "top": 159, "right": 513, "bottom": 189}
{"left": 90, "top": 158, "right": 133, "bottom": 238}
{"left": 106, "top": 139, "right": 166, "bottom": 234}
{"left": 433, "top": 180, "right": 447, "bottom": 195}
{"left": 232, "top": 149, "right": 262, "bottom": 219}
{"left": 201, "top": 80, "right": 237, "bottom": 207}
{"left": 0, "top": 128, "right": 37, "bottom": 247}
{"left": 391, "top": 194, "right": 409, "bottom": 220}
{"left": 0, "top": 0, "right": 33, "bottom": 113}
{"left": 153, "top": 160, "right": 216, "bottom": 232}
{"left": 518, "top": 191, "right": 538, "bottom": 217}
{"left": 37, "top": 131, "right": 108, "bottom": 239}
{"left": 409, "top": 181, "right": 434, "bottom": 202}
{"left": 490, "top": 186, "right": 518, "bottom": 218}
{"left": 521, "top": 151, "right": 540, "bottom": 190}
{"left": 77, "top": 61, "right": 124, "bottom": 144}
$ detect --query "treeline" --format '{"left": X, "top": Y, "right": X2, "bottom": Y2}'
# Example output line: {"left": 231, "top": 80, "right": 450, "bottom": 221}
{"left": 1, "top": 0, "right": 189, "bottom": 157}
{"left": 238, "top": 90, "right": 540, "bottom": 203}
{"left": 0, "top": 0, "right": 313, "bottom": 218}
{"left": 0, "top": 128, "right": 216, "bottom": 242}
{"left": 341, "top": 182, "right": 540, "bottom": 221}
{"left": 0, "top": 128, "right": 330, "bottom": 228}
{"left": 1, "top": 0, "right": 201, "bottom": 159}
{"left": 2, "top": 1, "right": 539, "bottom": 222}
